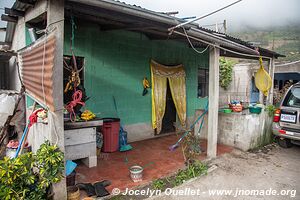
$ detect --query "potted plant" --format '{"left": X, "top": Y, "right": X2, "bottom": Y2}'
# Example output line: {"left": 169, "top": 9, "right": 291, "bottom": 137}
{"left": 0, "top": 140, "right": 64, "bottom": 200}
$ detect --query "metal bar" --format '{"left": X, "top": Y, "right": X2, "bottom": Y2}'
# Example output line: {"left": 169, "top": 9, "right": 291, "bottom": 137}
{"left": 168, "top": 0, "right": 242, "bottom": 31}
{"left": 172, "top": 30, "right": 273, "bottom": 59}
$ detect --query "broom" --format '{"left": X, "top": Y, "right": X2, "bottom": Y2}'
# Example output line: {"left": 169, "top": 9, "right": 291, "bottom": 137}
{"left": 112, "top": 96, "right": 132, "bottom": 152}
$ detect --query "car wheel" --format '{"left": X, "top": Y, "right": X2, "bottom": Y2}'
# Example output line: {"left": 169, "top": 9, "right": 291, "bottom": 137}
{"left": 277, "top": 138, "right": 293, "bottom": 148}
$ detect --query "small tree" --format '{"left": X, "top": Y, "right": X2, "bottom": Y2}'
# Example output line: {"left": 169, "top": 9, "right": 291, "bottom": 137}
{"left": 0, "top": 141, "right": 64, "bottom": 200}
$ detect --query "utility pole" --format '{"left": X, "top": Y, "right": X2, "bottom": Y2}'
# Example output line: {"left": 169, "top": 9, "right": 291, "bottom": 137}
{"left": 223, "top": 19, "right": 227, "bottom": 33}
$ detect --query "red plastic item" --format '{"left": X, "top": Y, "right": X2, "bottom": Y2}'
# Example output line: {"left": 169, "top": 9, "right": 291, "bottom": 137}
{"left": 273, "top": 109, "right": 281, "bottom": 122}
{"left": 101, "top": 118, "right": 120, "bottom": 153}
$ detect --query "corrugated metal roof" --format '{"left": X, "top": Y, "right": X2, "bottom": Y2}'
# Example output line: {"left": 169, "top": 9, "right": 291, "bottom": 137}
{"left": 5, "top": 0, "right": 37, "bottom": 44}
{"left": 67, "top": 0, "right": 283, "bottom": 58}
{"left": 6, "top": 0, "right": 283, "bottom": 58}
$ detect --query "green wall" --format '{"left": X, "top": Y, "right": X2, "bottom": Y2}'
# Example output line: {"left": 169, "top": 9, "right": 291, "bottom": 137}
{"left": 25, "top": 26, "right": 34, "bottom": 108}
{"left": 64, "top": 20, "right": 209, "bottom": 125}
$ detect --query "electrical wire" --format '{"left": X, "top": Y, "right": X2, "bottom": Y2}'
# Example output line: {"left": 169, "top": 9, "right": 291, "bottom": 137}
{"left": 173, "top": 30, "right": 272, "bottom": 60}
{"left": 182, "top": 27, "right": 209, "bottom": 54}
{"left": 275, "top": 60, "right": 300, "bottom": 66}
{"left": 16, "top": 58, "right": 24, "bottom": 87}
{"left": 169, "top": 0, "right": 242, "bottom": 31}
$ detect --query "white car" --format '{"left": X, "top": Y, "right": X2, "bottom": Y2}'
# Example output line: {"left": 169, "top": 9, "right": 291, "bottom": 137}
{"left": 272, "top": 82, "right": 300, "bottom": 148}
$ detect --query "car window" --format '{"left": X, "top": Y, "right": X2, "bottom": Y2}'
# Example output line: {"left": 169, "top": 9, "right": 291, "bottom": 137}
{"left": 282, "top": 87, "right": 300, "bottom": 108}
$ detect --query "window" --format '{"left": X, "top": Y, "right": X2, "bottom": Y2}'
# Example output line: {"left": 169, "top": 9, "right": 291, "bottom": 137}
{"left": 283, "top": 87, "right": 300, "bottom": 108}
{"left": 198, "top": 68, "right": 209, "bottom": 98}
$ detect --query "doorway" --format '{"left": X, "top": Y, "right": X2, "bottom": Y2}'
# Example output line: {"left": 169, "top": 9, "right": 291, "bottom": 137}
{"left": 160, "top": 80, "right": 176, "bottom": 134}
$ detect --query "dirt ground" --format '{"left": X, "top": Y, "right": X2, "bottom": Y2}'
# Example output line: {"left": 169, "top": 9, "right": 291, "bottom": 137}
{"left": 146, "top": 144, "right": 300, "bottom": 200}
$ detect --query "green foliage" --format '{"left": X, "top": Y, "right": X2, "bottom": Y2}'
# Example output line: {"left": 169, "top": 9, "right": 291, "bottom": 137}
{"left": 172, "top": 161, "right": 207, "bottom": 187}
{"left": 230, "top": 27, "right": 300, "bottom": 62}
{"left": 265, "top": 105, "right": 276, "bottom": 117}
{"left": 219, "top": 57, "right": 235, "bottom": 90}
{"left": 152, "top": 179, "right": 166, "bottom": 190}
{"left": 0, "top": 141, "right": 64, "bottom": 200}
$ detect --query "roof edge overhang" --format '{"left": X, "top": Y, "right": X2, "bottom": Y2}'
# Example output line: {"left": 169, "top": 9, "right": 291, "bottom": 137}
{"left": 6, "top": 0, "right": 284, "bottom": 60}
{"left": 67, "top": 0, "right": 283, "bottom": 60}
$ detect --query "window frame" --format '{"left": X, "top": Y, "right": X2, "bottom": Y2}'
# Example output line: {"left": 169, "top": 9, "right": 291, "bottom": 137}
{"left": 197, "top": 67, "right": 209, "bottom": 98}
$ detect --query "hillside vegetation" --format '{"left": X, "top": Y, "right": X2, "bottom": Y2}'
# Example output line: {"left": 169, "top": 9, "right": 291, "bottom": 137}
{"left": 230, "top": 26, "right": 300, "bottom": 62}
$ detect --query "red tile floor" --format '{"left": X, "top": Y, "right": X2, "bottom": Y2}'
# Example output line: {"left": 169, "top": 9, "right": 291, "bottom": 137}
{"left": 75, "top": 134, "right": 233, "bottom": 194}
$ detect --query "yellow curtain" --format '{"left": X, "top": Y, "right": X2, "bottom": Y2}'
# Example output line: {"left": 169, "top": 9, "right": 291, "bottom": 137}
{"left": 168, "top": 76, "right": 186, "bottom": 128}
{"left": 151, "top": 60, "right": 186, "bottom": 134}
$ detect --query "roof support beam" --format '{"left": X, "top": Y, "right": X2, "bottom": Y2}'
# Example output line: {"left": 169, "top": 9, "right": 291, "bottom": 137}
{"left": 5, "top": 8, "right": 25, "bottom": 17}
{"left": 1, "top": 15, "right": 18, "bottom": 23}
{"left": 17, "top": 0, "right": 35, "bottom": 6}
{"left": 207, "top": 46, "right": 220, "bottom": 158}
{"left": 0, "top": 42, "right": 12, "bottom": 46}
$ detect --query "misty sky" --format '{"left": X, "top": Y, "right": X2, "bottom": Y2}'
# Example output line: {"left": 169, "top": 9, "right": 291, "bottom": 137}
{"left": 0, "top": 0, "right": 300, "bottom": 31}
{"left": 123, "top": 0, "right": 300, "bottom": 31}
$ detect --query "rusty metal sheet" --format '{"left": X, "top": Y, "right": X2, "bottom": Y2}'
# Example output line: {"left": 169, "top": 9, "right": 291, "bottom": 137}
{"left": 19, "top": 35, "right": 56, "bottom": 111}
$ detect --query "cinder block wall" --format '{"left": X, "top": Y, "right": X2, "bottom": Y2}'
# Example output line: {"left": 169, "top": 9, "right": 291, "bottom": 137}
{"left": 64, "top": 20, "right": 209, "bottom": 141}
{"left": 194, "top": 109, "right": 273, "bottom": 151}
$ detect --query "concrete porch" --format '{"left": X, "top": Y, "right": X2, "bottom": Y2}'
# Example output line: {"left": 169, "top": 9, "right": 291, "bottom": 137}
{"left": 74, "top": 134, "right": 233, "bottom": 197}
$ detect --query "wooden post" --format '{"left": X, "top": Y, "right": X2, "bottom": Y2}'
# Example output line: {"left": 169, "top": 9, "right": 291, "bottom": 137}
{"left": 47, "top": 0, "right": 66, "bottom": 199}
{"left": 207, "top": 46, "right": 220, "bottom": 158}
{"left": 267, "top": 57, "right": 275, "bottom": 105}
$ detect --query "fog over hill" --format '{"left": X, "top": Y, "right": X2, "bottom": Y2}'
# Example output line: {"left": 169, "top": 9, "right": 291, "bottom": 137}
{"left": 124, "top": 0, "right": 300, "bottom": 32}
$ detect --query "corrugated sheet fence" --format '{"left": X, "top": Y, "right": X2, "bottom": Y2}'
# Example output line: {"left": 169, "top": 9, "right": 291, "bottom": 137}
{"left": 19, "top": 34, "right": 56, "bottom": 111}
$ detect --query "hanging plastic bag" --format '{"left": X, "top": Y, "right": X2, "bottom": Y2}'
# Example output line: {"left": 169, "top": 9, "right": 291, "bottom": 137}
{"left": 255, "top": 57, "right": 272, "bottom": 96}
{"left": 0, "top": 94, "right": 16, "bottom": 126}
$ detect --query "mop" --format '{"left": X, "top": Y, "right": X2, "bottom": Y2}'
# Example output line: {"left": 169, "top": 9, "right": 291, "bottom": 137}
{"left": 169, "top": 102, "right": 208, "bottom": 151}
{"left": 112, "top": 96, "right": 132, "bottom": 152}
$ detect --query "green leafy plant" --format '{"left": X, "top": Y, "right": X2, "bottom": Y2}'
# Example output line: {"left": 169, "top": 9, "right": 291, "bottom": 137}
{"left": 219, "top": 57, "right": 235, "bottom": 90}
{"left": 172, "top": 161, "right": 207, "bottom": 187}
{"left": 152, "top": 179, "right": 166, "bottom": 190}
{"left": 0, "top": 141, "right": 64, "bottom": 200}
{"left": 265, "top": 105, "right": 277, "bottom": 117}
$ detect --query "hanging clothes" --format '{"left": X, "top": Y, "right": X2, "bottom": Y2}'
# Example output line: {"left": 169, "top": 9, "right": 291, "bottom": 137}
{"left": 150, "top": 60, "right": 187, "bottom": 134}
